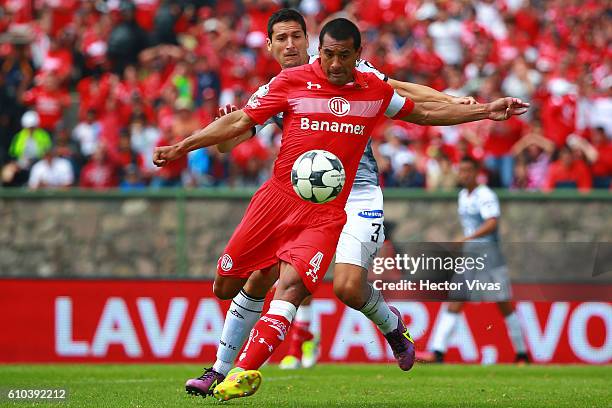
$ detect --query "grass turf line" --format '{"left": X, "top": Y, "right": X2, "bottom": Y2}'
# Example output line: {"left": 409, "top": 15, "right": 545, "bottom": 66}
{"left": 0, "top": 364, "right": 609, "bottom": 408}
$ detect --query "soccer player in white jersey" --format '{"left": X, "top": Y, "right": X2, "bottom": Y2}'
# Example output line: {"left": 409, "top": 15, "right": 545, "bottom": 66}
{"left": 421, "top": 157, "right": 530, "bottom": 363}
{"left": 181, "top": 10, "right": 526, "bottom": 397}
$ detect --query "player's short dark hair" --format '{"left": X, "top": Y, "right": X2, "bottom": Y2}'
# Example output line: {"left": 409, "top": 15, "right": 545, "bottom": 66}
{"left": 267, "top": 8, "right": 307, "bottom": 39}
{"left": 460, "top": 156, "right": 480, "bottom": 169}
{"left": 319, "top": 18, "right": 361, "bottom": 50}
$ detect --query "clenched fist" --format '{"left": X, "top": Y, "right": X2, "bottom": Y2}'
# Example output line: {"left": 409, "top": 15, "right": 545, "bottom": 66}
{"left": 152, "top": 144, "right": 184, "bottom": 167}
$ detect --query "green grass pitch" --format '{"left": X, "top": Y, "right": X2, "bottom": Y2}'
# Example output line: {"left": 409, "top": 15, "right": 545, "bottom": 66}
{"left": 0, "top": 364, "right": 610, "bottom": 408}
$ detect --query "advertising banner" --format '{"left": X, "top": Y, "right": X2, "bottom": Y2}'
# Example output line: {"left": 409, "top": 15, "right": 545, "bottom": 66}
{"left": 1, "top": 280, "right": 610, "bottom": 364}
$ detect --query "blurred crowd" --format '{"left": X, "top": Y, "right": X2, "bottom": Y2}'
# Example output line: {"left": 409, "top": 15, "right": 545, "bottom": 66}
{"left": 0, "top": 0, "right": 610, "bottom": 191}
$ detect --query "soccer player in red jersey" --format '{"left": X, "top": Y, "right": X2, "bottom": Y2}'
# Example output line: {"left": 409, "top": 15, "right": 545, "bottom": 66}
{"left": 183, "top": 10, "right": 483, "bottom": 398}
{"left": 153, "top": 18, "right": 528, "bottom": 400}
{"left": 209, "top": 9, "right": 479, "bottom": 378}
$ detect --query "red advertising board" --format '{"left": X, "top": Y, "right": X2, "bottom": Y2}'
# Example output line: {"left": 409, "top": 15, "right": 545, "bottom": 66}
{"left": 0, "top": 279, "right": 610, "bottom": 364}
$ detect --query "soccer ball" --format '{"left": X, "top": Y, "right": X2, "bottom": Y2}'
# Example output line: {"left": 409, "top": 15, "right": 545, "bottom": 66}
{"left": 291, "top": 150, "right": 346, "bottom": 204}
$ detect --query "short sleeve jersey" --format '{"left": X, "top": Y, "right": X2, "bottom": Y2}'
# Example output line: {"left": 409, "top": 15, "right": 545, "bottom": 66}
{"left": 243, "top": 58, "right": 414, "bottom": 209}
{"left": 249, "top": 57, "right": 388, "bottom": 187}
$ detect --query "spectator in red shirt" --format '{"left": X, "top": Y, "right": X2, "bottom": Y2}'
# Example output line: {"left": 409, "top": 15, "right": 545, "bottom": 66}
{"left": 21, "top": 72, "right": 71, "bottom": 131}
{"left": 40, "top": 35, "right": 73, "bottom": 83}
{"left": 45, "top": 0, "right": 79, "bottom": 36}
{"left": 408, "top": 35, "right": 445, "bottom": 90}
{"left": 2, "top": 0, "right": 34, "bottom": 25}
{"left": 230, "top": 136, "right": 270, "bottom": 186}
{"left": 135, "top": 0, "right": 159, "bottom": 33}
{"left": 5, "top": 0, "right": 609, "bottom": 192}
{"left": 483, "top": 114, "right": 526, "bottom": 187}
{"left": 80, "top": 22, "right": 109, "bottom": 73}
{"left": 98, "top": 96, "right": 124, "bottom": 148}
{"left": 107, "top": 130, "right": 145, "bottom": 176}
{"left": 540, "top": 77, "right": 578, "bottom": 147}
{"left": 80, "top": 146, "right": 119, "bottom": 189}
{"left": 76, "top": 70, "right": 115, "bottom": 120}
{"left": 117, "top": 65, "right": 144, "bottom": 104}
{"left": 544, "top": 145, "right": 592, "bottom": 192}
{"left": 514, "top": 2, "right": 540, "bottom": 44}
{"left": 151, "top": 128, "right": 186, "bottom": 187}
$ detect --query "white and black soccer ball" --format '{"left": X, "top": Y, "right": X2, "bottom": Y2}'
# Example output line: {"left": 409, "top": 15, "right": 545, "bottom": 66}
{"left": 291, "top": 150, "right": 346, "bottom": 204}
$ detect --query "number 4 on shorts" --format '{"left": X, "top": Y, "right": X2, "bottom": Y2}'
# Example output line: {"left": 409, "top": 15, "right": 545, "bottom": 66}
{"left": 306, "top": 251, "right": 323, "bottom": 283}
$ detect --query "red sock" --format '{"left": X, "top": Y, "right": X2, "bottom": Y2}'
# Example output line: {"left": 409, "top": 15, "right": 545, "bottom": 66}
{"left": 287, "top": 322, "right": 314, "bottom": 359}
{"left": 237, "top": 313, "right": 292, "bottom": 370}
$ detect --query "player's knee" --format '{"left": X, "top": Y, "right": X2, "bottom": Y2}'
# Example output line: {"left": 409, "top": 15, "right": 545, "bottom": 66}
{"left": 213, "top": 279, "right": 240, "bottom": 300}
{"left": 212, "top": 284, "right": 233, "bottom": 300}
{"left": 276, "top": 281, "right": 308, "bottom": 305}
{"left": 275, "top": 267, "right": 310, "bottom": 305}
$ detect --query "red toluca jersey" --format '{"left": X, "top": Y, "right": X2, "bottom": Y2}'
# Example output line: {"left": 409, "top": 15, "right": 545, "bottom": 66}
{"left": 243, "top": 58, "right": 414, "bottom": 208}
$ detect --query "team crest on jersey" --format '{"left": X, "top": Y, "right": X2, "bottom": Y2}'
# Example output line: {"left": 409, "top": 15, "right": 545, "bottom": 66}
{"left": 247, "top": 82, "right": 271, "bottom": 109}
{"left": 247, "top": 94, "right": 261, "bottom": 109}
{"left": 328, "top": 97, "right": 350, "bottom": 117}
{"left": 219, "top": 254, "right": 233, "bottom": 271}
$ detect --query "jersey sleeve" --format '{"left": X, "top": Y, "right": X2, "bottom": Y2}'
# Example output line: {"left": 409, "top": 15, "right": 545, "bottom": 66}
{"left": 253, "top": 123, "right": 269, "bottom": 135}
{"left": 384, "top": 90, "right": 415, "bottom": 119}
{"left": 253, "top": 118, "right": 276, "bottom": 136}
{"left": 355, "top": 59, "right": 388, "bottom": 82}
{"left": 478, "top": 189, "right": 501, "bottom": 220}
{"left": 243, "top": 72, "right": 290, "bottom": 125}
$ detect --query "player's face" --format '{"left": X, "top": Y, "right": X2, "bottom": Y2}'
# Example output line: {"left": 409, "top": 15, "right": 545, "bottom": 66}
{"left": 319, "top": 34, "right": 362, "bottom": 86}
{"left": 457, "top": 162, "right": 477, "bottom": 188}
{"left": 267, "top": 21, "right": 309, "bottom": 69}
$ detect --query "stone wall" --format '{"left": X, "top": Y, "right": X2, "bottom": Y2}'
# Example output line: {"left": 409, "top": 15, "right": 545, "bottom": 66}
{"left": 1, "top": 194, "right": 610, "bottom": 280}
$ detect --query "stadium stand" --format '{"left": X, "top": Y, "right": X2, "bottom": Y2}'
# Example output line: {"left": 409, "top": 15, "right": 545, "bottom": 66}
{"left": 0, "top": 0, "right": 610, "bottom": 190}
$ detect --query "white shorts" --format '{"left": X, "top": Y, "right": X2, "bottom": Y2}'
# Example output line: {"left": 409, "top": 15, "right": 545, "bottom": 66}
{"left": 335, "top": 184, "right": 385, "bottom": 269}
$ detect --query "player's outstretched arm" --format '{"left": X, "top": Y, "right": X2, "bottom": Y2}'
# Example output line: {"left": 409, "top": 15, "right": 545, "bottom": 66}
{"left": 400, "top": 97, "right": 529, "bottom": 126}
{"left": 215, "top": 105, "right": 253, "bottom": 153}
{"left": 152, "top": 110, "right": 255, "bottom": 167}
{"left": 388, "top": 78, "right": 477, "bottom": 105}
